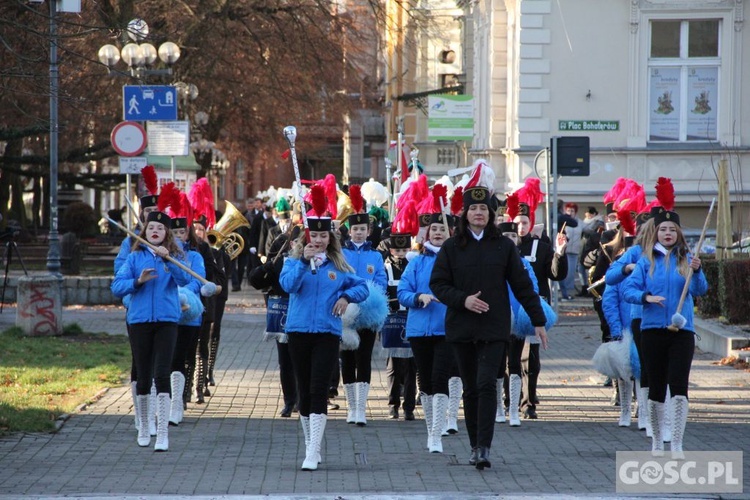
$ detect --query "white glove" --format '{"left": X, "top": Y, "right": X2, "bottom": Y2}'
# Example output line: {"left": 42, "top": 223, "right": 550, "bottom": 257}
{"left": 250, "top": 247, "right": 257, "bottom": 255}
{"left": 200, "top": 282, "right": 218, "bottom": 297}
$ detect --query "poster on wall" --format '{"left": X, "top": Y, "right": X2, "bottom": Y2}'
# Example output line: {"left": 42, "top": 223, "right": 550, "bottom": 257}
{"left": 649, "top": 67, "right": 681, "bottom": 141}
{"left": 428, "top": 95, "right": 474, "bottom": 141}
{"left": 686, "top": 67, "right": 718, "bottom": 141}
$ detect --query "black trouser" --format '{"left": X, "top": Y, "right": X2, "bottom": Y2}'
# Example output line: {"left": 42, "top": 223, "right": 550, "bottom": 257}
{"left": 409, "top": 336, "right": 452, "bottom": 396}
{"left": 172, "top": 325, "right": 200, "bottom": 376}
{"left": 277, "top": 340, "right": 298, "bottom": 406}
{"left": 594, "top": 299, "right": 611, "bottom": 343}
{"left": 288, "top": 332, "right": 340, "bottom": 416}
{"left": 232, "top": 253, "right": 249, "bottom": 289}
{"left": 341, "top": 328, "right": 376, "bottom": 384}
{"left": 452, "top": 340, "right": 507, "bottom": 449}
{"left": 631, "top": 318, "right": 648, "bottom": 387}
{"left": 129, "top": 322, "right": 178, "bottom": 395}
{"left": 521, "top": 342, "right": 540, "bottom": 411}
{"left": 386, "top": 357, "right": 417, "bottom": 411}
{"left": 508, "top": 336, "right": 524, "bottom": 376}
{"left": 641, "top": 328, "right": 694, "bottom": 402}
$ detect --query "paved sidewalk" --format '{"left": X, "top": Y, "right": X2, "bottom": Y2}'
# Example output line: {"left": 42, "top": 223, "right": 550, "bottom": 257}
{"left": 0, "top": 289, "right": 748, "bottom": 499}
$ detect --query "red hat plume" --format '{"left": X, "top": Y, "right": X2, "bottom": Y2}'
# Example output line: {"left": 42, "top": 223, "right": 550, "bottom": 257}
{"left": 141, "top": 165, "right": 158, "bottom": 195}
{"left": 392, "top": 199, "right": 419, "bottom": 236}
{"left": 514, "top": 177, "right": 545, "bottom": 226}
{"left": 655, "top": 177, "right": 675, "bottom": 211}
{"left": 349, "top": 184, "right": 364, "bottom": 213}
{"left": 617, "top": 208, "right": 636, "bottom": 236}
{"left": 309, "top": 184, "right": 327, "bottom": 217}
{"left": 505, "top": 193, "right": 520, "bottom": 220}
{"left": 321, "top": 174, "right": 338, "bottom": 219}
{"left": 432, "top": 184, "right": 448, "bottom": 212}
{"left": 188, "top": 178, "right": 216, "bottom": 227}
{"left": 603, "top": 177, "right": 628, "bottom": 205}
{"left": 397, "top": 174, "right": 428, "bottom": 211}
{"left": 157, "top": 182, "right": 179, "bottom": 214}
{"left": 450, "top": 186, "right": 463, "bottom": 216}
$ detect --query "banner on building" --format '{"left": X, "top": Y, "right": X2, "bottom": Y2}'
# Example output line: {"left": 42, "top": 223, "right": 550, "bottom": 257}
{"left": 428, "top": 95, "right": 474, "bottom": 141}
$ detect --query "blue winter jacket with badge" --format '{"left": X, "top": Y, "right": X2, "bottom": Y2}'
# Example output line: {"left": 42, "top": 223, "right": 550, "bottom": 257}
{"left": 179, "top": 242, "right": 206, "bottom": 327}
{"left": 343, "top": 240, "right": 388, "bottom": 290}
{"left": 111, "top": 246, "right": 192, "bottom": 324}
{"left": 397, "top": 248, "right": 447, "bottom": 338}
{"left": 279, "top": 257, "right": 369, "bottom": 336}
{"left": 606, "top": 244, "right": 644, "bottom": 321}
{"left": 622, "top": 244, "right": 708, "bottom": 332}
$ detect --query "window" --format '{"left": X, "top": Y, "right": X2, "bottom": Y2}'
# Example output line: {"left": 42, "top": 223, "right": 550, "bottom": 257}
{"left": 648, "top": 20, "right": 720, "bottom": 142}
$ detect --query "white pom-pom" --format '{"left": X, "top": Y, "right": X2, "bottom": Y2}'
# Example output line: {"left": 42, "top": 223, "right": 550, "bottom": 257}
{"left": 671, "top": 313, "right": 687, "bottom": 330}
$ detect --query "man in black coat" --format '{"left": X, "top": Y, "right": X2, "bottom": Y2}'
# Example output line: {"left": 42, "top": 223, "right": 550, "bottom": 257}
{"left": 430, "top": 186, "right": 547, "bottom": 470}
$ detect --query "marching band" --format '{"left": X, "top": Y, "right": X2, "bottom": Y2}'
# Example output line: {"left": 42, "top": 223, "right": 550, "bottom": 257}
{"left": 113, "top": 153, "right": 707, "bottom": 470}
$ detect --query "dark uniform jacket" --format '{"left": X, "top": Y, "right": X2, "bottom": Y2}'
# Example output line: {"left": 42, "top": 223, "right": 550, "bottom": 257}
{"left": 518, "top": 234, "right": 568, "bottom": 303}
{"left": 430, "top": 228, "right": 546, "bottom": 343}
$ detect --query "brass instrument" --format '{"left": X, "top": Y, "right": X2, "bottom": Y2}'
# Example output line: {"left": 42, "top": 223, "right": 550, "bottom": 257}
{"left": 587, "top": 266, "right": 604, "bottom": 301}
{"left": 207, "top": 201, "right": 250, "bottom": 260}
{"left": 336, "top": 190, "right": 353, "bottom": 222}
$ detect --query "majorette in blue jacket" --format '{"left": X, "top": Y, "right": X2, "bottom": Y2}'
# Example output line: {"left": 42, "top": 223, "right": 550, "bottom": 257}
{"left": 178, "top": 241, "right": 205, "bottom": 327}
{"left": 111, "top": 246, "right": 192, "bottom": 324}
{"left": 279, "top": 257, "right": 369, "bottom": 336}
{"left": 343, "top": 240, "right": 388, "bottom": 291}
{"left": 397, "top": 248, "right": 447, "bottom": 338}
{"left": 622, "top": 245, "right": 708, "bottom": 332}
{"left": 606, "top": 244, "right": 644, "bottom": 321}
{"left": 602, "top": 280, "right": 632, "bottom": 339}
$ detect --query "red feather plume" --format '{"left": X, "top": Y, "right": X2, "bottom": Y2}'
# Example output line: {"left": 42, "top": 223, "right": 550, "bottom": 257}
{"left": 393, "top": 199, "right": 419, "bottom": 236}
{"left": 603, "top": 177, "right": 628, "bottom": 205}
{"left": 450, "top": 186, "right": 463, "bottom": 216}
{"left": 505, "top": 193, "right": 520, "bottom": 220}
{"left": 167, "top": 189, "right": 183, "bottom": 218}
{"left": 618, "top": 208, "right": 636, "bottom": 236}
{"left": 187, "top": 178, "right": 215, "bottom": 227}
{"left": 309, "top": 184, "right": 327, "bottom": 217}
{"left": 349, "top": 184, "right": 364, "bottom": 213}
{"left": 157, "top": 182, "right": 179, "bottom": 214}
{"left": 655, "top": 177, "right": 675, "bottom": 211}
{"left": 141, "top": 165, "right": 158, "bottom": 195}
{"left": 432, "top": 184, "right": 448, "bottom": 212}
{"left": 321, "top": 174, "right": 338, "bottom": 219}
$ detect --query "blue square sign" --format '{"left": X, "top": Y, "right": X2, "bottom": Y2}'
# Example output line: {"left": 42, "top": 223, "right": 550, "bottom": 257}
{"left": 123, "top": 85, "right": 178, "bottom": 121}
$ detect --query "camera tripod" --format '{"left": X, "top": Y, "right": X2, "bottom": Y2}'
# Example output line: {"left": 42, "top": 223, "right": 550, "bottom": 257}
{"left": 1, "top": 237, "right": 28, "bottom": 314}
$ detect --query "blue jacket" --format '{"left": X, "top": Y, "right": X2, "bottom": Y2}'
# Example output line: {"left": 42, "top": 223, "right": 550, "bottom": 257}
{"left": 602, "top": 280, "right": 631, "bottom": 339}
{"left": 179, "top": 244, "right": 205, "bottom": 327}
{"left": 606, "top": 244, "right": 644, "bottom": 321}
{"left": 111, "top": 247, "right": 192, "bottom": 324}
{"left": 279, "top": 257, "right": 369, "bottom": 336}
{"left": 397, "top": 249, "right": 447, "bottom": 338}
{"left": 622, "top": 245, "right": 708, "bottom": 332}
{"left": 114, "top": 235, "right": 136, "bottom": 275}
{"left": 343, "top": 241, "right": 388, "bottom": 290}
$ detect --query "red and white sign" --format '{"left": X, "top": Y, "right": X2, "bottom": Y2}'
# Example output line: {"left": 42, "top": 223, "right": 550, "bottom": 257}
{"left": 111, "top": 121, "right": 147, "bottom": 157}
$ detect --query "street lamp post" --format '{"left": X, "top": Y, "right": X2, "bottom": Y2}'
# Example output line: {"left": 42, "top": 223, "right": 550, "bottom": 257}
{"left": 47, "top": 0, "right": 60, "bottom": 275}
{"left": 97, "top": 19, "right": 180, "bottom": 79}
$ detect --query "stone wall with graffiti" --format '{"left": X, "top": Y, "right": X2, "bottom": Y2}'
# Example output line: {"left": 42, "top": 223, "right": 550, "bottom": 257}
{"left": 2, "top": 276, "right": 117, "bottom": 306}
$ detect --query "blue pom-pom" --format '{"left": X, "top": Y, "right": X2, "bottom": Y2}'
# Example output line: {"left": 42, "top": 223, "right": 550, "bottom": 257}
{"left": 513, "top": 298, "right": 557, "bottom": 338}
{"left": 201, "top": 282, "right": 217, "bottom": 297}
{"left": 179, "top": 287, "right": 204, "bottom": 324}
{"left": 352, "top": 281, "right": 389, "bottom": 331}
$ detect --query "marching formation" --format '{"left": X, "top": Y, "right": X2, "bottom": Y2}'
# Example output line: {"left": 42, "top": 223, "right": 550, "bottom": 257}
{"left": 111, "top": 150, "right": 707, "bottom": 471}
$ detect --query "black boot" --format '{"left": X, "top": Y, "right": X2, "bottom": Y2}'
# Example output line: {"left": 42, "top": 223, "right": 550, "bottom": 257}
{"left": 196, "top": 358, "right": 206, "bottom": 404}
{"left": 475, "top": 447, "right": 491, "bottom": 470}
{"left": 207, "top": 334, "right": 219, "bottom": 386}
{"left": 469, "top": 447, "right": 479, "bottom": 466}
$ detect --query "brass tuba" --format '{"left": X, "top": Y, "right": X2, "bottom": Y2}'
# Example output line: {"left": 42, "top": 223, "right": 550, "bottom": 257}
{"left": 335, "top": 190, "right": 354, "bottom": 222}
{"left": 208, "top": 201, "right": 250, "bottom": 260}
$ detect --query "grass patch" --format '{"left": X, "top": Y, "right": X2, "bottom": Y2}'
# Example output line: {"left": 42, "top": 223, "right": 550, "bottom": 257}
{"left": 0, "top": 325, "right": 131, "bottom": 435}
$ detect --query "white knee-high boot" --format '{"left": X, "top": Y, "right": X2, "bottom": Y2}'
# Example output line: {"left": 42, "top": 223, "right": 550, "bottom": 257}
{"left": 618, "top": 378, "right": 633, "bottom": 427}
{"left": 421, "top": 393, "right": 433, "bottom": 451}
{"left": 169, "top": 372, "right": 185, "bottom": 426}
{"left": 509, "top": 374, "right": 522, "bottom": 427}
{"left": 635, "top": 380, "right": 648, "bottom": 431}
{"left": 131, "top": 381, "right": 139, "bottom": 428}
{"left": 670, "top": 396, "right": 688, "bottom": 459}
{"left": 495, "top": 378, "right": 506, "bottom": 423}
{"left": 648, "top": 400, "right": 665, "bottom": 457}
{"left": 443, "top": 377, "right": 462, "bottom": 435}
{"left": 301, "top": 413, "right": 326, "bottom": 470}
{"left": 300, "top": 415, "right": 310, "bottom": 448}
{"left": 356, "top": 382, "right": 369, "bottom": 426}
{"left": 344, "top": 383, "right": 356, "bottom": 424}
{"left": 154, "top": 393, "right": 170, "bottom": 451}
{"left": 662, "top": 386, "right": 672, "bottom": 442}
{"left": 136, "top": 394, "right": 150, "bottom": 447}
{"left": 148, "top": 383, "right": 157, "bottom": 436}
{"left": 430, "top": 394, "right": 448, "bottom": 453}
